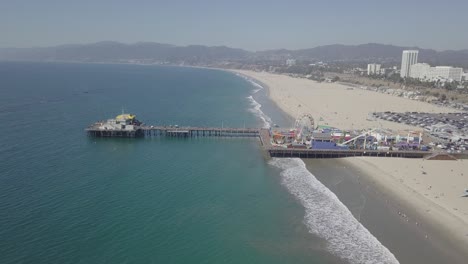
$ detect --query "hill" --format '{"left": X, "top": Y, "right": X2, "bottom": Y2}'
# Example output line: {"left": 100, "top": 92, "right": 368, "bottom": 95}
{"left": 0, "top": 42, "right": 467, "bottom": 68}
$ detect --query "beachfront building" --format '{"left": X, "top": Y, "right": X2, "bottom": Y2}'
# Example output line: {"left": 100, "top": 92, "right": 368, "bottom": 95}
{"left": 367, "top": 63, "right": 381, "bottom": 75}
{"left": 400, "top": 50, "right": 419, "bottom": 78}
{"left": 409, "top": 63, "right": 431, "bottom": 79}
{"left": 410, "top": 64, "right": 463, "bottom": 82}
{"left": 286, "top": 59, "right": 296, "bottom": 67}
{"left": 380, "top": 68, "right": 390, "bottom": 75}
{"left": 429, "top": 66, "right": 463, "bottom": 82}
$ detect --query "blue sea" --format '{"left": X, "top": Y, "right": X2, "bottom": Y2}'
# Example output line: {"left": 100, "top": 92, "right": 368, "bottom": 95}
{"left": 0, "top": 62, "right": 398, "bottom": 263}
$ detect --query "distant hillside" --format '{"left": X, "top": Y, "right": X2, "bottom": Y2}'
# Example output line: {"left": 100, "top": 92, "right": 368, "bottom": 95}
{"left": 0, "top": 42, "right": 467, "bottom": 68}
{"left": 256, "top": 43, "right": 468, "bottom": 68}
{"left": 0, "top": 41, "right": 250, "bottom": 63}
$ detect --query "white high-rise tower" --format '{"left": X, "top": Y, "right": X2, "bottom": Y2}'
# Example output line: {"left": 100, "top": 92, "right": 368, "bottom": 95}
{"left": 400, "top": 50, "right": 419, "bottom": 78}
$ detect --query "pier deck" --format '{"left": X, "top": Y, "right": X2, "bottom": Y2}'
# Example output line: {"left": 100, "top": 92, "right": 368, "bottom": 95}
{"left": 141, "top": 126, "right": 260, "bottom": 137}
{"left": 266, "top": 148, "right": 429, "bottom": 159}
{"left": 86, "top": 124, "right": 434, "bottom": 159}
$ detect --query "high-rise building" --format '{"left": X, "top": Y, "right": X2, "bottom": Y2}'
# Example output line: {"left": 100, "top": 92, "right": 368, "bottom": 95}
{"left": 367, "top": 63, "right": 381, "bottom": 75}
{"left": 400, "top": 50, "right": 419, "bottom": 78}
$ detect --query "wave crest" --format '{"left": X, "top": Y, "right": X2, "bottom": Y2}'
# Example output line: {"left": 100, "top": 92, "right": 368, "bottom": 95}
{"left": 269, "top": 158, "right": 399, "bottom": 264}
{"left": 246, "top": 95, "right": 272, "bottom": 129}
{"left": 236, "top": 73, "right": 264, "bottom": 94}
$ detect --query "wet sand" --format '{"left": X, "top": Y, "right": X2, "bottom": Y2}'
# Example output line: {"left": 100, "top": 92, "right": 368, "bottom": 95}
{"left": 304, "top": 159, "right": 467, "bottom": 264}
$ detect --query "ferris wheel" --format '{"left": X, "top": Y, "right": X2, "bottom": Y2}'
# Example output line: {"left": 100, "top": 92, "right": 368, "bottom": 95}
{"left": 295, "top": 113, "right": 315, "bottom": 142}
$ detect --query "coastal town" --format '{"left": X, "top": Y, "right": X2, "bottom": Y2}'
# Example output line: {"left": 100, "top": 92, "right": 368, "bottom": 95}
{"left": 235, "top": 49, "right": 468, "bottom": 110}
{"left": 4, "top": 1, "right": 468, "bottom": 263}
{"left": 237, "top": 50, "right": 468, "bottom": 155}
{"left": 87, "top": 50, "right": 468, "bottom": 159}
{"left": 83, "top": 56, "right": 468, "bottom": 261}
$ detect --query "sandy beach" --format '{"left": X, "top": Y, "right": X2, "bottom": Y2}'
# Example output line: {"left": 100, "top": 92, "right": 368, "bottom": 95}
{"left": 342, "top": 157, "right": 468, "bottom": 241}
{"left": 235, "top": 70, "right": 453, "bottom": 131}
{"left": 234, "top": 70, "right": 468, "bottom": 261}
{"left": 304, "top": 159, "right": 467, "bottom": 264}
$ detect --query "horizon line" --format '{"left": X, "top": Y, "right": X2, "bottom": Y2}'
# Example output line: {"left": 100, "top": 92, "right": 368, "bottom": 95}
{"left": 1, "top": 41, "right": 466, "bottom": 53}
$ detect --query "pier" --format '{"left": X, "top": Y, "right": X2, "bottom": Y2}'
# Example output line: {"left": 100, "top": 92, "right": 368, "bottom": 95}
{"left": 266, "top": 148, "right": 429, "bottom": 159}
{"left": 86, "top": 122, "right": 434, "bottom": 159}
{"left": 140, "top": 126, "right": 260, "bottom": 138}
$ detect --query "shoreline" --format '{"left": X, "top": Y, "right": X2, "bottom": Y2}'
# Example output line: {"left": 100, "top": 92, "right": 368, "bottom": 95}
{"left": 305, "top": 158, "right": 467, "bottom": 263}
{"left": 233, "top": 69, "right": 468, "bottom": 263}
{"left": 341, "top": 157, "right": 468, "bottom": 252}
{"left": 233, "top": 70, "right": 455, "bottom": 130}
{"left": 231, "top": 70, "right": 296, "bottom": 127}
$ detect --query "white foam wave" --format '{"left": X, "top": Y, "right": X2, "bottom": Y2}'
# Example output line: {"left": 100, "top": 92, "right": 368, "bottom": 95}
{"left": 239, "top": 73, "right": 271, "bottom": 128}
{"left": 269, "top": 158, "right": 399, "bottom": 264}
{"left": 249, "top": 80, "right": 263, "bottom": 94}
{"left": 246, "top": 95, "right": 272, "bottom": 129}
{"left": 252, "top": 88, "right": 262, "bottom": 94}
{"left": 236, "top": 73, "right": 264, "bottom": 94}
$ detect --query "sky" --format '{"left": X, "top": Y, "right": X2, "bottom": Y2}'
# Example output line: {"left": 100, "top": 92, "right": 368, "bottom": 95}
{"left": 1, "top": 0, "right": 467, "bottom": 51}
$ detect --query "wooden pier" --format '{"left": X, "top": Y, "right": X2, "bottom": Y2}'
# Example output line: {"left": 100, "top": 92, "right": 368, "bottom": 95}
{"left": 141, "top": 126, "right": 260, "bottom": 138}
{"left": 86, "top": 128, "right": 145, "bottom": 137}
{"left": 266, "top": 148, "right": 429, "bottom": 159}
{"left": 85, "top": 123, "right": 259, "bottom": 138}
{"left": 86, "top": 124, "right": 434, "bottom": 159}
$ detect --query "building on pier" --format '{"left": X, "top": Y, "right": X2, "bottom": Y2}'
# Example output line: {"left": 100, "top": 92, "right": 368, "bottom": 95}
{"left": 86, "top": 113, "right": 144, "bottom": 137}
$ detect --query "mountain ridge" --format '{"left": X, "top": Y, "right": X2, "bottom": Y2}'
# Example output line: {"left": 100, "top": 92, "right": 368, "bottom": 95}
{"left": 1, "top": 42, "right": 467, "bottom": 68}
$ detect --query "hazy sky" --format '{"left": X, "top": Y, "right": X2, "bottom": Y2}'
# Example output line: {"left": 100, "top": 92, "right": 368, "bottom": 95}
{"left": 1, "top": 0, "right": 467, "bottom": 51}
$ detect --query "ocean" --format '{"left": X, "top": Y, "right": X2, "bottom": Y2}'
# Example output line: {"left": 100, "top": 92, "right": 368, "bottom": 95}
{"left": 0, "top": 62, "right": 397, "bottom": 263}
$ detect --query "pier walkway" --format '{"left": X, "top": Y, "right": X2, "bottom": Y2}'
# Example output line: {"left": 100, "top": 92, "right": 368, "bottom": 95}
{"left": 266, "top": 148, "right": 429, "bottom": 159}
{"left": 141, "top": 126, "right": 260, "bottom": 138}
{"left": 86, "top": 125, "right": 434, "bottom": 159}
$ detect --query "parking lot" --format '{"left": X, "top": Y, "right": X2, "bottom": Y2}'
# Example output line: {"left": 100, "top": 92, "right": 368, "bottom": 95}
{"left": 373, "top": 111, "right": 468, "bottom": 153}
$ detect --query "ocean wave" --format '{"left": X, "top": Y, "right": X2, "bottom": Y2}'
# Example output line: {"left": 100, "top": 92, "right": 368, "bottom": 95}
{"left": 236, "top": 73, "right": 264, "bottom": 94}
{"left": 246, "top": 95, "right": 272, "bottom": 129}
{"left": 248, "top": 80, "right": 263, "bottom": 94}
{"left": 269, "top": 158, "right": 399, "bottom": 264}
{"left": 239, "top": 73, "right": 271, "bottom": 128}
{"left": 252, "top": 88, "right": 262, "bottom": 94}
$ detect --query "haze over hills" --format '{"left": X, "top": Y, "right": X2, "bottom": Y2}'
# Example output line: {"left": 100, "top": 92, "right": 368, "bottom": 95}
{"left": 1, "top": 42, "right": 467, "bottom": 68}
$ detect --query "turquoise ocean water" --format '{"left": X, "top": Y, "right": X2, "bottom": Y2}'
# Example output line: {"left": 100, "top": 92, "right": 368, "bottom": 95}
{"left": 0, "top": 62, "right": 397, "bottom": 264}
